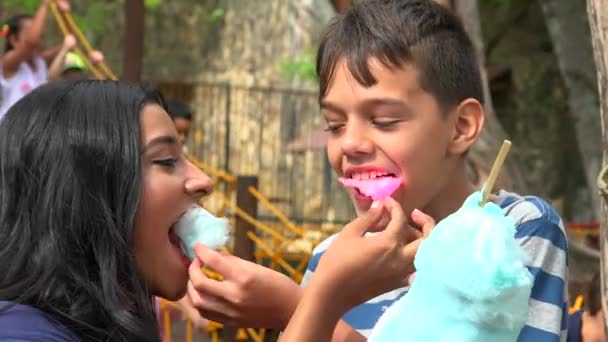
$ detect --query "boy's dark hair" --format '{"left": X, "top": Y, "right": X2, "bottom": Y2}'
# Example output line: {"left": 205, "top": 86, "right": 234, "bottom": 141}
{"left": 165, "top": 100, "right": 192, "bottom": 121}
{"left": 586, "top": 272, "right": 602, "bottom": 316}
{"left": 4, "top": 14, "right": 32, "bottom": 52}
{"left": 316, "top": 0, "right": 483, "bottom": 112}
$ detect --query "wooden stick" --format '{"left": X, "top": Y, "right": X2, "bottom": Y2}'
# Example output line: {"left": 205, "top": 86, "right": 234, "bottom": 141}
{"left": 480, "top": 140, "right": 512, "bottom": 206}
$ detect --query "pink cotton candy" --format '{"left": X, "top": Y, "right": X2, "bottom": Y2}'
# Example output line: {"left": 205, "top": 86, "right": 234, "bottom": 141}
{"left": 339, "top": 177, "right": 403, "bottom": 201}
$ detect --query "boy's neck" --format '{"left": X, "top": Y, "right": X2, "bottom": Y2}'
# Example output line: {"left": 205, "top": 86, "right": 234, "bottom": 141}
{"left": 422, "top": 162, "right": 477, "bottom": 222}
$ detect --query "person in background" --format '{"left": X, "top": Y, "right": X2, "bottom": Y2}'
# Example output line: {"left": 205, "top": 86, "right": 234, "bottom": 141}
{"left": 165, "top": 99, "right": 193, "bottom": 154}
{"left": 48, "top": 41, "right": 105, "bottom": 81}
{"left": 0, "top": 0, "right": 70, "bottom": 119}
{"left": 568, "top": 272, "right": 605, "bottom": 342}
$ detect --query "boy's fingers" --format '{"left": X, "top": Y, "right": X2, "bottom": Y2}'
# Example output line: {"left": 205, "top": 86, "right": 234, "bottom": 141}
{"left": 404, "top": 226, "right": 422, "bottom": 242}
{"left": 343, "top": 205, "right": 385, "bottom": 236}
{"left": 411, "top": 209, "right": 435, "bottom": 237}
{"left": 382, "top": 197, "right": 409, "bottom": 241}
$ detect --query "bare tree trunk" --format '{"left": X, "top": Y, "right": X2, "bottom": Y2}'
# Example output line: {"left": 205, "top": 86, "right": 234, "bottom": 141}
{"left": 540, "top": 0, "right": 601, "bottom": 221}
{"left": 122, "top": 0, "right": 144, "bottom": 83}
{"left": 586, "top": 0, "right": 608, "bottom": 331}
{"left": 437, "top": 0, "right": 528, "bottom": 193}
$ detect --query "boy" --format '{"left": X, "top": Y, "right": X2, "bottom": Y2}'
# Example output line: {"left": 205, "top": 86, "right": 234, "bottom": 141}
{"left": 165, "top": 99, "right": 193, "bottom": 153}
{"left": 186, "top": 1, "right": 568, "bottom": 341}
{"left": 568, "top": 272, "right": 605, "bottom": 342}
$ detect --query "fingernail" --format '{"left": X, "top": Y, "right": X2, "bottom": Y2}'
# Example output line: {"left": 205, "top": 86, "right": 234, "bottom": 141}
{"left": 371, "top": 201, "right": 380, "bottom": 209}
{"left": 412, "top": 208, "right": 421, "bottom": 216}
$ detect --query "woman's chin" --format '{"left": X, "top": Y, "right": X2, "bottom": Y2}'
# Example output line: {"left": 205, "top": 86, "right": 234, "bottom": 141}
{"left": 156, "top": 284, "right": 188, "bottom": 302}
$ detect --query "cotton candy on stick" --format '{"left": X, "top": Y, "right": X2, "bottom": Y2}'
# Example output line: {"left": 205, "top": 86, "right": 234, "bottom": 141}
{"left": 368, "top": 140, "right": 534, "bottom": 342}
{"left": 175, "top": 206, "right": 231, "bottom": 260}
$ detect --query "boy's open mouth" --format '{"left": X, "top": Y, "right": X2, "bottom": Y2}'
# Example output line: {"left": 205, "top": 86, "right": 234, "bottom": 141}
{"left": 339, "top": 171, "right": 402, "bottom": 201}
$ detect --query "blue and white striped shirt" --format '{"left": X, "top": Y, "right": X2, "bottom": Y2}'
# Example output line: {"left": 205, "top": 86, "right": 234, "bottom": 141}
{"left": 301, "top": 190, "right": 569, "bottom": 341}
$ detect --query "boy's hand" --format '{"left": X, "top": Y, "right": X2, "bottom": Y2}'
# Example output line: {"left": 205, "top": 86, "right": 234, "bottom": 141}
{"left": 187, "top": 244, "right": 302, "bottom": 329}
{"left": 306, "top": 198, "right": 434, "bottom": 315}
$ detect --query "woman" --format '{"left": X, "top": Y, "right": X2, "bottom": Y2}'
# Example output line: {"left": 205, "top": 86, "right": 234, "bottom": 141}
{"left": 0, "top": 80, "right": 212, "bottom": 341}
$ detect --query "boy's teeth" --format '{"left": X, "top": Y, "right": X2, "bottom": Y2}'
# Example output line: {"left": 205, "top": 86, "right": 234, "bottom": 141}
{"left": 349, "top": 171, "right": 395, "bottom": 180}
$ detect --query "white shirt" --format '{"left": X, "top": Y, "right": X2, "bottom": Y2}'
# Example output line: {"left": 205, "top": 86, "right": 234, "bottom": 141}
{"left": 0, "top": 56, "right": 48, "bottom": 120}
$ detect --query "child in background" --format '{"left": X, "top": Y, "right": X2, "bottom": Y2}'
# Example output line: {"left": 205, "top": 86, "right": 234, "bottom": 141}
{"left": 165, "top": 99, "right": 193, "bottom": 154}
{"left": 0, "top": 0, "right": 70, "bottom": 119}
{"left": 48, "top": 47, "right": 105, "bottom": 81}
{"left": 568, "top": 272, "right": 605, "bottom": 342}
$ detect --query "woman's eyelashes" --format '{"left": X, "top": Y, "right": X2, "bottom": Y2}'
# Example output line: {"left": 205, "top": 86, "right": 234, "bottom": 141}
{"left": 153, "top": 157, "right": 178, "bottom": 168}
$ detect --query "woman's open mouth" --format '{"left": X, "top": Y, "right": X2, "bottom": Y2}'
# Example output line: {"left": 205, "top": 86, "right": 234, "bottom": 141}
{"left": 169, "top": 225, "right": 191, "bottom": 267}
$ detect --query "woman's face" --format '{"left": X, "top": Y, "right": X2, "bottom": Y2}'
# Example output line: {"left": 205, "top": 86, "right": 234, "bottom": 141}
{"left": 134, "top": 104, "right": 212, "bottom": 300}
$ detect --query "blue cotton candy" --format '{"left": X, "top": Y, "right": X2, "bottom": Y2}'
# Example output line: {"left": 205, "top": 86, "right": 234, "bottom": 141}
{"left": 369, "top": 191, "right": 533, "bottom": 342}
{"left": 175, "top": 206, "right": 231, "bottom": 260}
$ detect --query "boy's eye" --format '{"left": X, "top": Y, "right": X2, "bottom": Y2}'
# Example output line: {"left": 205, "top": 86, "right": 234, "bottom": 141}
{"left": 324, "top": 123, "right": 345, "bottom": 134}
{"left": 153, "top": 158, "right": 178, "bottom": 168}
{"left": 372, "top": 118, "right": 401, "bottom": 128}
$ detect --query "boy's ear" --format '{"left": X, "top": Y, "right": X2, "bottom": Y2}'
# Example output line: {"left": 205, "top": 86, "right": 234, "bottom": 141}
{"left": 447, "top": 98, "right": 485, "bottom": 156}
{"left": 8, "top": 35, "right": 18, "bottom": 48}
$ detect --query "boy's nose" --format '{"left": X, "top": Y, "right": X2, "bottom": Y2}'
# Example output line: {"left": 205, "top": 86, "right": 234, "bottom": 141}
{"left": 340, "top": 122, "right": 374, "bottom": 156}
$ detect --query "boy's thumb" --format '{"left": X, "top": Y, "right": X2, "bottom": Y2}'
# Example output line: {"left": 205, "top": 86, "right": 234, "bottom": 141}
{"left": 343, "top": 203, "right": 385, "bottom": 236}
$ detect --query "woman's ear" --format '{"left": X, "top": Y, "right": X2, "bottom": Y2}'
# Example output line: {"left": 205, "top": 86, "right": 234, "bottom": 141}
{"left": 447, "top": 99, "right": 485, "bottom": 156}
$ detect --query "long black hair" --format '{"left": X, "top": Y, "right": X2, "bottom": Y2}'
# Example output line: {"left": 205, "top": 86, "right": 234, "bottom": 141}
{"left": 3, "top": 14, "right": 32, "bottom": 52}
{"left": 0, "top": 80, "right": 165, "bottom": 341}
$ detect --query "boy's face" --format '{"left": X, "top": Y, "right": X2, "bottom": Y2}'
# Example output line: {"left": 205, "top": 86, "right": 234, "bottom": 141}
{"left": 173, "top": 117, "right": 192, "bottom": 147}
{"left": 322, "top": 58, "right": 459, "bottom": 217}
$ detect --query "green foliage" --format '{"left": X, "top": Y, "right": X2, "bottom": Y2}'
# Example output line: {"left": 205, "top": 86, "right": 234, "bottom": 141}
{"left": 144, "top": 0, "right": 224, "bottom": 23}
{"left": 71, "top": 2, "right": 112, "bottom": 35}
{"left": 3, "top": 0, "right": 40, "bottom": 15}
{"left": 281, "top": 48, "right": 318, "bottom": 84}
{"left": 208, "top": 8, "right": 225, "bottom": 22}
{"left": 144, "top": 0, "right": 162, "bottom": 10}
{"left": 2, "top": 0, "right": 111, "bottom": 35}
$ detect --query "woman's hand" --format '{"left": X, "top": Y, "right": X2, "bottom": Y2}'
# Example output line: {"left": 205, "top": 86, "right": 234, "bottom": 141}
{"left": 177, "top": 295, "right": 210, "bottom": 330}
{"left": 187, "top": 245, "right": 302, "bottom": 329}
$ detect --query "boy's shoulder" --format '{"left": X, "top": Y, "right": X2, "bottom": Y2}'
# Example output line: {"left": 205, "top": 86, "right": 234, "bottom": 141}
{"left": 496, "top": 190, "right": 567, "bottom": 252}
{"left": 496, "top": 190, "right": 563, "bottom": 229}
